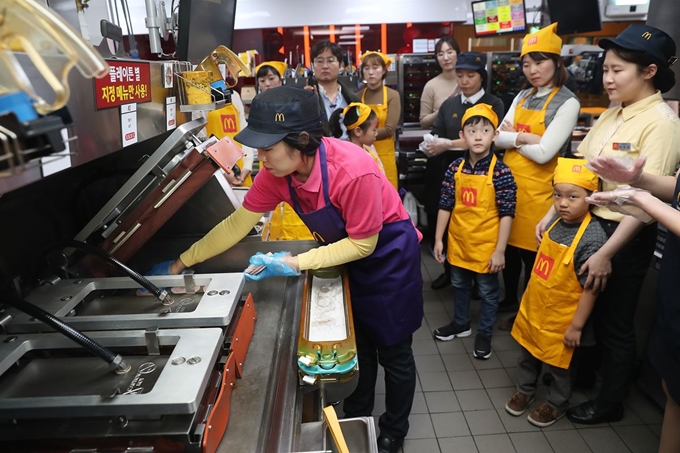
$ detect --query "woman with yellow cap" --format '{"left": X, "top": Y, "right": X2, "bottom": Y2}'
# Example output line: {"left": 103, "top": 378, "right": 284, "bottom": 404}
{"left": 329, "top": 102, "right": 385, "bottom": 173}
{"left": 493, "top": 23, "right": 580, "bottom": 320}
{"left": 506, "top": 158, "right": 607, "bottom": 428}
{"left": 255, "top": 61, "right": 287, "bottom": 93}
{"left": 357, "top": 51, "right": 401, "bottom": 189}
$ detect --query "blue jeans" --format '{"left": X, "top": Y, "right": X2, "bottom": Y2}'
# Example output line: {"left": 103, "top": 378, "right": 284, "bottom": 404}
{"left": 450, "top": 265, "right": 500, "bottom": 336}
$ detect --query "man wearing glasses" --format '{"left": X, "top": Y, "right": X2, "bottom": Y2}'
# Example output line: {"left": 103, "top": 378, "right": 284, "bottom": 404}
{"left": 308, "top": 40, "right": 359, "bottom": 137}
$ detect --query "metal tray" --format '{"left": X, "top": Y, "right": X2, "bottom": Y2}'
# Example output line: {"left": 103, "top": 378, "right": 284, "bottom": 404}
{"left": 7, "top": 273, "right": 244, "bottom": 333}
{"left": 0, "top": 328, "right": 223, "bottom": 419}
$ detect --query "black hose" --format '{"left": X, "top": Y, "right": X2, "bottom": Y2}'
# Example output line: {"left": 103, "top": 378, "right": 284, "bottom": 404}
{"left": 4, "top": 296, "right": 130, "bottom": 374}
{"left": 47, "top": 239, "right": 173, "bottom": 305}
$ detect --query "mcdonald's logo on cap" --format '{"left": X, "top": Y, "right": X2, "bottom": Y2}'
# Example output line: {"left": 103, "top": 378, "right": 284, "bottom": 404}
{"left": 221, "top": 114, "right": 237, "bottom": 133}
{"left": 461, "top": 187, "right": 478, "bottom": 207}
{"left": 527, "top": 36, "right": 538, "bottom": 46}
{"left": 572, "top": 165, "right": 582, "bottom": 173}
{"left": 533, "top": 253, "right": 555, "bottom": 280}
{"left": 275, "top": 112, "right": 285, "bottom": 122}
{"left": 642, "top": 31, "right": 652, "bottom": 40}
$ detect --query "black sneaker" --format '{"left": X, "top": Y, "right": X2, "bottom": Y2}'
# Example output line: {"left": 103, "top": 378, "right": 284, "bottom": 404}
{"left": 473, "top": 334, "right": 492, "bottom": 360}
{"left": 433, "top": 322, "right": 471, "bottom": 341}
{"left": 430, "top": 272, "right": 451, "bottom": 290}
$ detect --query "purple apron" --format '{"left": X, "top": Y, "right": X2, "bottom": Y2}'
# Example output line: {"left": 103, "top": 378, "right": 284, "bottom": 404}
{"left": 287, "top": 143, "right": 423, "bottom": 346}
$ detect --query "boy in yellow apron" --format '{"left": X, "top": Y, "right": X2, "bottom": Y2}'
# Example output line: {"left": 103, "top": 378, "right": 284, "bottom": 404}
{"left": 506, "top": 158, "right": 607, "bottom": 427}
{"left": 431, "top": 104, "right": 517, "bottom": 360}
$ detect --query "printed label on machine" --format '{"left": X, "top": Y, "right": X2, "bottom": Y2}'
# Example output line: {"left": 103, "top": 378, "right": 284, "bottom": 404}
{"left": 121, "top": 103, "right": 138, "bottom": 147}
{"left": 166, "top": 97, "right": 177, "bottom": 131}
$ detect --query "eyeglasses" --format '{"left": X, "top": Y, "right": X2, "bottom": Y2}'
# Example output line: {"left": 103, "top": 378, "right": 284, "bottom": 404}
{"left": 313, "top": 57, "right": 339, "bottom": 65}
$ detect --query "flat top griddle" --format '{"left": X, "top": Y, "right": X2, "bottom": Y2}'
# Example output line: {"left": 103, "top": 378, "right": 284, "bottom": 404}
{"left": 8, "top": 273, "right": 244, "bottom": 333}
{"left": 0, "top": 328, "right": 222, "bottom": 419}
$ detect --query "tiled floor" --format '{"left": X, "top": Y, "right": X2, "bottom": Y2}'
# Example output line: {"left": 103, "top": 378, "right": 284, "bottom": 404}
{"left": 365, "top": 246, "right": 664, "bottom": 453}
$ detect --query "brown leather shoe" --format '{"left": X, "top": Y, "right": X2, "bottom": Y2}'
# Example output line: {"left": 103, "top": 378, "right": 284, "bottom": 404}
{"left": 528, "top": 402, "right": 566, "bottom": 427}
{"left": 505, "top": 392, "right": 535, "bottom": 416}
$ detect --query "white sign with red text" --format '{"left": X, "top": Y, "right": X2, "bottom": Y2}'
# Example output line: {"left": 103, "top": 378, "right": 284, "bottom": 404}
{"left": 121, "top": 103, "right": 138, "bottom": 147}
{"left": 166, "top": 96, "right": 176, "bottom": 131}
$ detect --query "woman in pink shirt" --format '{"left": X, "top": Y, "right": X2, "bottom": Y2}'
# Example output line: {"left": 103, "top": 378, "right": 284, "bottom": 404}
{"left": 155, "top": 86, "right": 423, "bottom": 453}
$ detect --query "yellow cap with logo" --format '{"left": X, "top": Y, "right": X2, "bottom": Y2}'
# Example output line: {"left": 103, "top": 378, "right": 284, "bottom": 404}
{"left": 461, "top": 103, "right": 499, "bottom": 129}
{"left": 553, "top": 158, "right": 599, "bottom": 191}
{"left": 361, "top": 51, "right": 393, "bottom": 67}
{"left": 520, "top": 23, "right": 563, "bottom": 57}
{"left": 255, "top": 61, "right": 288, "bottom": 78}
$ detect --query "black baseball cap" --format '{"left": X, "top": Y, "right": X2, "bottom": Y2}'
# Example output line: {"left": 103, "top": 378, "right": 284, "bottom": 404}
{"left": 455, "top": 52, "right": 487, "bottom": 72}
{"left": 599, "top": 24, "right": 677, "bottom": 70}
{"left": 234, "top": 86, "right": 322, "bottom": 149}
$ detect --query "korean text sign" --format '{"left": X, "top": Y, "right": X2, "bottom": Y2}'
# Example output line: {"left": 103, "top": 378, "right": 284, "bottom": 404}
{"left": 95, "top": 61, "right": 152, "bottom": 109}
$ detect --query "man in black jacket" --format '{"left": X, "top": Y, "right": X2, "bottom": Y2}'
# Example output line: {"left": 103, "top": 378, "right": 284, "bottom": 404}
{"left": 306, "top": 40, "right": 359, "bottom": 137}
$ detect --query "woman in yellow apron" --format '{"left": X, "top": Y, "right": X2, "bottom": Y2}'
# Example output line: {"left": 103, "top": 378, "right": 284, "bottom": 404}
{"left": 493, "top": 23, "right": 580, "bottom": 319}
{"left": 508, "top": 158, "right": 604, "bottom": 428}
{"left": 358, "top": 52, "right": 401, "bottom": 189}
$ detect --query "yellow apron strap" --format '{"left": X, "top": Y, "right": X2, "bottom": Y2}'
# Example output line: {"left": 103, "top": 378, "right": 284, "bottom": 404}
{"left": 486, "top": 154, "right": 497, "bottom": 186}
{"left": 562, "top": 212, "right": 592, "bottom": 265}
{"left": 456, "top": 155, "right": 495, "bottom": 183}
{"left": 454, "top": 158, "right": 465, "bottom": 187}
{"left": 360, "top": 86, "right": 388, "bottom": 105}
{"left": 456, "top": 159, "right": 465, "bottom": 176}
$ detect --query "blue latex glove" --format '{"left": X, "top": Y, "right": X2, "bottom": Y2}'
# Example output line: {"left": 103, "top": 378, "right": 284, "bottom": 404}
{"left": 146, "top": 260, "right": 177, "bottom": 276}
{"left": 138, "top": 260, "right": 183, "bottom": 295}
{"left": 244, "top": 251, "right": 300, "bottom": 281}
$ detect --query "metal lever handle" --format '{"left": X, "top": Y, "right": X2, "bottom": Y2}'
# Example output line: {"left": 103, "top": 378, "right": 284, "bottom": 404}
{"left": 184, "top": 269, "right": 195, "bottom": 295}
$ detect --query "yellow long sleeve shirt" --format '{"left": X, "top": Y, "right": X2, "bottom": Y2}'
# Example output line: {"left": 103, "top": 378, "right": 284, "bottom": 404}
{"left": 179, "top": 206, "right": 379, "bottom": 270}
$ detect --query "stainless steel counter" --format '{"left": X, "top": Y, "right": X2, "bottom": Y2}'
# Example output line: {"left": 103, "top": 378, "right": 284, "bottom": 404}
{"left": 186, "top": 240, "right": 318, "bottom": 453}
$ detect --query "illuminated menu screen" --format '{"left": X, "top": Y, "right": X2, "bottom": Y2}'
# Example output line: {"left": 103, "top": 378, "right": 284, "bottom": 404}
{"left": 472, "top": 0, "right": 527, "bottom": 37}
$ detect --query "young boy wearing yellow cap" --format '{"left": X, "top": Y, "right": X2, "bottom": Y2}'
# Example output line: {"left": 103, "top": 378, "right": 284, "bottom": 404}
{"left": 432, "top": 104, "right": 517, "bottom": 360}
{"left": 505, "top": 158, "right": 607, "bottom": 427}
